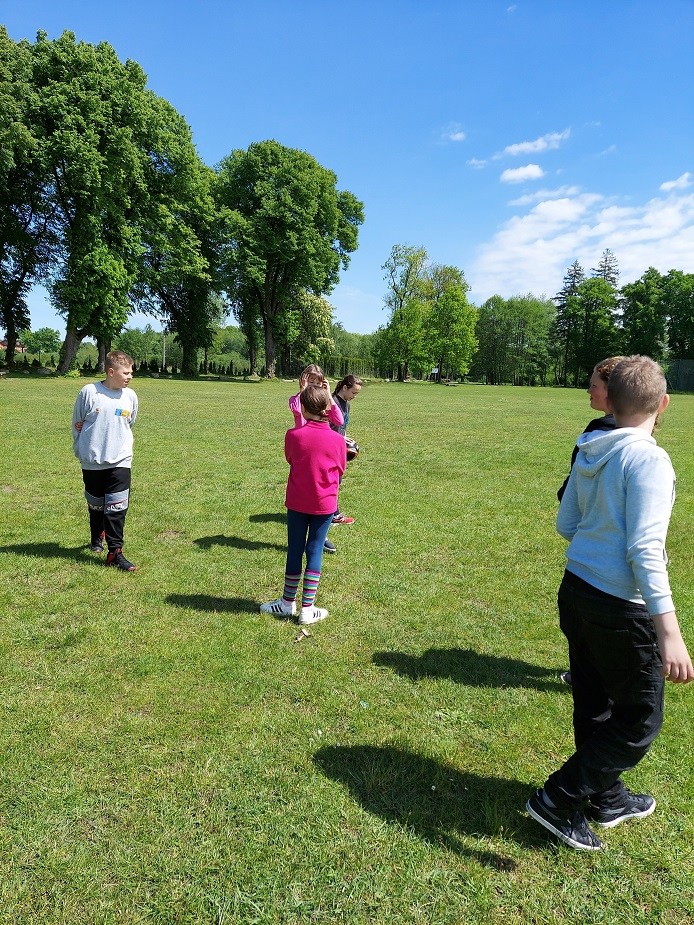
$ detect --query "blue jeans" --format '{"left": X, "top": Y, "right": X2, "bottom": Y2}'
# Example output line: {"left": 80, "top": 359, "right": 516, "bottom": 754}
{"left": 545, "top": 570, "right": 664, "bottom": 811}
{"left": 285, "top": 509, "right": 334, "bottom": 575}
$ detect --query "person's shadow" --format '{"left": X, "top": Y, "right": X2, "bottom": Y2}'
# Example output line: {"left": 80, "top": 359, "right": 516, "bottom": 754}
{"left": 373, "top": 648, "right": 563, "bottom": 692}
{"left": 194, "top": 534, "right": 284, "bottom": 552}
{"left": 0, "top": 541, "right": 94, "bottom": 564}
{"left": 248, "top": 513, "right": 286, "bottom": 524}
{"left": 166, "top": 593, "right": 258, "bottom": 613}
{"left": 314, "top": 743, "right": 545, "bottom": 867}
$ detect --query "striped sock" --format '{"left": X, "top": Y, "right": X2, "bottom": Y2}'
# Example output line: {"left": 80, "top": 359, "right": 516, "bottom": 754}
{"left": 282, "top": 573, "right": 301, "bottom": 603}
{"left": 301, "top": 570, "right": 321, "bottom": 608}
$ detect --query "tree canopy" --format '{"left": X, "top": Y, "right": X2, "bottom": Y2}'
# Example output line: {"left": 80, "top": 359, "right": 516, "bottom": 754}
{"left": 215, "top": 140, "right": 364, "bottom": 377}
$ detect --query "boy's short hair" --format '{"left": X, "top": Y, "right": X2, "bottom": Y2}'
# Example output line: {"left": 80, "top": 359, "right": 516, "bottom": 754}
{"left": 300, "top": 384, "right": 330, "bottom": 417}
{"left": 607, "top": 355, "right": 666, "bottom": 417}
{"left": 106, "top": 350, "right": 134, "bottom": 370}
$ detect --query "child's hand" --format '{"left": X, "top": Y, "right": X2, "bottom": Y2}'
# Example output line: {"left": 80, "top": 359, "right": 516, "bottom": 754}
{"left": 653, "top": 612, "right": 694, "bottom": 683}
{"left": 75, "top": 421, "right": 84, "bottom": 432}
{"left": 321, "top": 377, "right": 330, "bottom": 391}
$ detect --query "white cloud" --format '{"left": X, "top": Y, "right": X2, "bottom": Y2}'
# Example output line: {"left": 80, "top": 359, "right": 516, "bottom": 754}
{"left": 500, "top": 129, "right": 570, "bottom": 157}
{"left": 441, "top": 123, "right": 466, "bottom": 143}
{"left": 500, "top": 164, "right": 545, "bottom": 183}
{"left": 660, "top": 172, "right": 692, "bottom": 191}
{"left": 468, "top": 187, "right": 694, "bottom": 302}
{"left": 508, "top": 185, "right": 581, "bottom": 206}
{"left": 467, "top": 157, "right": 487, "bottom": 169}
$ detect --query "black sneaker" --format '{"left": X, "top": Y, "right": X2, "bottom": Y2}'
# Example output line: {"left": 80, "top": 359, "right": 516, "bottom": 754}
{"left": 588, "top": 791, "right": 655, "bottom": 828}
{"left": 526, "top": 789, "right": 603, "bottom": 850}
{"left": 560, "top": 670, "right": 572, "bottom": 686}
{"left": 106, "top": 548, "right": 136, "bottom": 572}
{"left": 90, "top": 531, "right": 106, "bottom": 553}
{"left": 323, "top": 539, "right": 337, "bottom": 554}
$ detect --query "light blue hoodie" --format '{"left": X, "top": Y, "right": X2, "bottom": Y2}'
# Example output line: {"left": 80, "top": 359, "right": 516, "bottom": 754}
{"left": 557, "top": 427, "right": 675, "bottom": 615}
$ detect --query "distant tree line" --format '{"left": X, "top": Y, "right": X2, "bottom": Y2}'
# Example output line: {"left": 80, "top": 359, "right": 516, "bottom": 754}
{"left": 374, "top": 245, "right": 694, "bottom": 387}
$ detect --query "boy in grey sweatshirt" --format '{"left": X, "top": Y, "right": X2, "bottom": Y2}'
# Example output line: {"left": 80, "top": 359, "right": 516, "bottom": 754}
{"left": 527, "top": 355, "right": 693, "bottom": 850}
{"left": 72, "top": 350, "right": 138, "bottom": 571}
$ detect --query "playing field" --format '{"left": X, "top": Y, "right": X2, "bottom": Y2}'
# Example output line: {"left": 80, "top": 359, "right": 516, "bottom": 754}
{"left": 1, "top": 376, "right": 692, "bottom": 924}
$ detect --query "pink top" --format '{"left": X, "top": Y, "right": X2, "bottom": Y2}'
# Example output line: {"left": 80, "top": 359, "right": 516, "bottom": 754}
{"left": 289, "top": 392, "right": 344, "bottom": 429}
{"left": 284, "top": 421, "right": 347, "bottom": 514}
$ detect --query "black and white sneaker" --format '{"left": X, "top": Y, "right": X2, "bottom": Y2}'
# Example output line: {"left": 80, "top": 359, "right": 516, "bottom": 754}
{"left": 106, "top": 548, "right": 136, "bottom": 571}
{"left": 323, "top": 539, "right": 337, "bottom": 554}
{"left": 559, "top": 670, "right": 572, "bottom": 686}
{"left": 90, "top": 531, "right": 106, "bottom": 553}
{"left": 588, "top": 791, "right": 655, "bottom": 828}
{"left": 526, "top": 789, "right": 603, "bottom": 850}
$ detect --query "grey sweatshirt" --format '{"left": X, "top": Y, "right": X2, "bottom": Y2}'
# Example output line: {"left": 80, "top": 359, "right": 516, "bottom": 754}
{"left": 557, "top": 427, "right": 675, "bottom": 615}
{"left": 72, "top": 381, "right": 138, "bottom": 470}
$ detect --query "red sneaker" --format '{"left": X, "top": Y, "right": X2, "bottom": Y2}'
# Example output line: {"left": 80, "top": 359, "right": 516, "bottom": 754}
{"left": 332, "top": 513, "right": 355, "bottom": 525}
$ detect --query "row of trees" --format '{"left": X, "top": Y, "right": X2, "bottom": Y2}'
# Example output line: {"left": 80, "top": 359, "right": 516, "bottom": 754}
{"left": 1, "top": 29, "right": 363, "bottom": 376}
{"left": 373, "top": 245, "right": 694, "bottom": 386}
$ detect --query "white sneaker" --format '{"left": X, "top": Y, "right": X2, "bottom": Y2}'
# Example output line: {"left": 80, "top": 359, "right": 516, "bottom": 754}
{"left": 260, "top": 598, "right": 296, "bottom": 617}
{"left": 299, "top": 606, "right": 328, "bottom": 625}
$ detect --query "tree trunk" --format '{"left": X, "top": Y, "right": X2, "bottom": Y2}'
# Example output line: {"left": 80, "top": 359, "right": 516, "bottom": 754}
{"left": 97, "top": 338, "right": 110, "bottom": 373}
{"left": 3, "top": 325, "right": 18, "bottom": 367}
{"left": 263, "top": 315, "right": 276, "bottom": 377}
{"left": 58, "top": 328, "right": 83, "bottom": 373}
{"left": 181, "top": 341, "right": 198, "bottom": 376}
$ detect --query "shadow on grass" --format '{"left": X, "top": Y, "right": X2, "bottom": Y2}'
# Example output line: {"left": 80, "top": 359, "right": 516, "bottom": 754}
{"left": 373, "top": 648, "right": 563, "bottom": 692}
{"left": 314, "top": 743, "right": 544, "bottom": 867}
{"left": 166, "top": 593, "right": 258, "bottom": 613}
{"left": 0, "top": 541, "right": 95, "bottom": 564}
{"left": 248, "top": 512, "right": 286, "bottom": 524}
{"left": 194, "top": 534, "right": 284, "bottom": 552}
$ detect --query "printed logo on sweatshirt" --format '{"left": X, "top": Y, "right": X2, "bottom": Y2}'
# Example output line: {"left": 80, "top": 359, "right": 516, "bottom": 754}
{"left": 115, "top": 408, "right": 131, "bottom": 418}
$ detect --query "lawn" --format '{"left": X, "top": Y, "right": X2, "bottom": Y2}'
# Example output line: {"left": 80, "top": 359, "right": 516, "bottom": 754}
{"left": 0, "top": 375, "right": 692, "bottom": 925}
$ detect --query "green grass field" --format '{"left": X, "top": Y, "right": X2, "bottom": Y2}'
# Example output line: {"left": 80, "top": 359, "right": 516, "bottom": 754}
{"left": 1, "top": 376, "right": 692, "bottom": 925}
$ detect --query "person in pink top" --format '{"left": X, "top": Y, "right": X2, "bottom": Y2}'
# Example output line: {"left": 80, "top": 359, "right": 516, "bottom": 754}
{"left": 288, "top": 363, "right": 344, "bottom": 552}
{"left": 288, "top": 363, "right": 344, "bottom": 429}
{"left": 261, "top": 385, "right": 347, "bottom": 626}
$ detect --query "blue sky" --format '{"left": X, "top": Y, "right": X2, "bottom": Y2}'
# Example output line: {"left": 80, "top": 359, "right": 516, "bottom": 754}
{"left": 4, "top": 0, "right": 693, "bottom": 336}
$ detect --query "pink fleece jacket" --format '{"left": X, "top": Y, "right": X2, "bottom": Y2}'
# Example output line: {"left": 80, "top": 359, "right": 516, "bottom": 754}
{"left": 284, "top": 421, "right": 347, "bottom": 514}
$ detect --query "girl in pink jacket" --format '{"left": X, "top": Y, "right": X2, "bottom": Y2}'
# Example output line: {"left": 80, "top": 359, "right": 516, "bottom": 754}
{"left": 261, "top": 385, "right": 346, "bottom": 625}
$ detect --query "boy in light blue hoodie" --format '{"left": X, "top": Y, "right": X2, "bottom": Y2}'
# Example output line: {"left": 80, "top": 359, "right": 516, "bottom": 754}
{"left": 527, "top": 356, "right": 693, "bottom": 850}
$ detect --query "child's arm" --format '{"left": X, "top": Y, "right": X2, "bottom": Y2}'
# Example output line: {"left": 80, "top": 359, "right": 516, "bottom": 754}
{"left": 288, "top": 393, "right": 304, "bottom": 428}
{"left": 327, "top": 398, "right": 344, "bottom": 428}
{"left": 72, "top": 391, "right": 86, "bottom": 453}
{"left": 556, "top": 469, "right": 580, "bottom": 540}
{"left": 652, "top": 611, "right": 694, "bottom": 683}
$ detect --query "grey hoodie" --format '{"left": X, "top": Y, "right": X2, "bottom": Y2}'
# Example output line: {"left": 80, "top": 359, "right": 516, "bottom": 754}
{"left": 557, "top": 427, "right": 675, "bottom": 615}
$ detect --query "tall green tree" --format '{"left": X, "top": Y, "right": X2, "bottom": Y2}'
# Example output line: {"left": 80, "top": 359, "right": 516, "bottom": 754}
{"left": 551, "top": 260, "right": 584, "bottom": 386}
{"left": 620, "top": 267, "right": 667, "bottom": 360}
{"left": 0, "top": 29, "right": 56, "bottom": 365}
{"left": 28, "top": 32, "right": 154, "bottom": 370}
{"left": 591, "top": 248, "right": 619, "bottom": 287}
{"left": 379, "top": 245, "right": 430, "bottom": 380}
{"left": 662, "top": 270, "right": 694, "bottom": 359}
{"left": 469, "top": 295, "right": 510, "bottom": 385}
{"left": 215, "top": 140, "right": 363, "bottom": 377}
{"left": 132, "top": 102, "right": 219, "bottom": 377}
{"left": 572, "top": 277, "right": 620, "bottom": 384}
{"left": 423, "top": 270, "right": 478, "bottom": 380}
